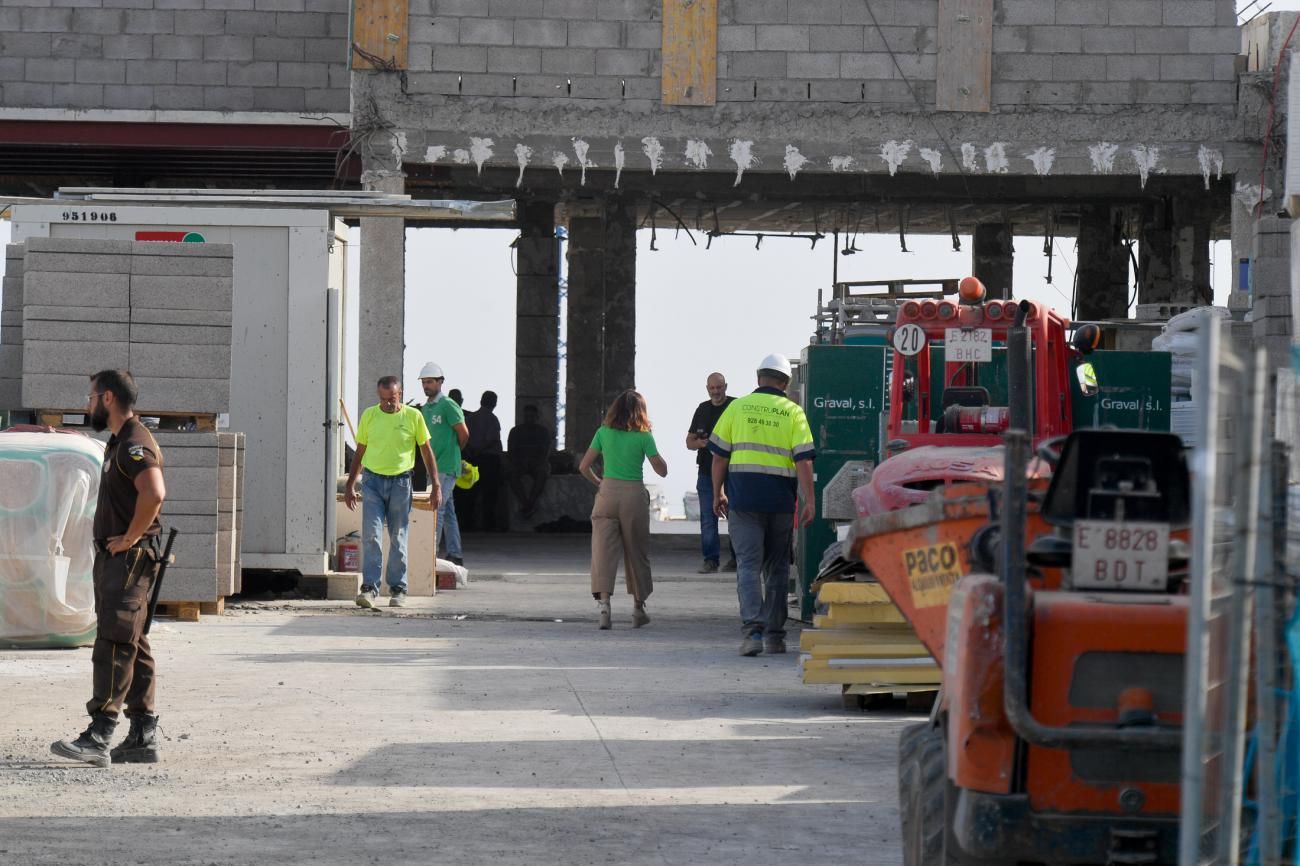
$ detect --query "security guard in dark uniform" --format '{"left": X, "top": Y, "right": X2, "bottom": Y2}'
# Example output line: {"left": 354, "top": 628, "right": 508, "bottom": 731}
{"left": 51, "top": 370, "right": 167, "bottom": 768}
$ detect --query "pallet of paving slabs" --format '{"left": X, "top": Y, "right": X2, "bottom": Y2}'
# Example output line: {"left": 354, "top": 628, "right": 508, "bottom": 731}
{"left": 233, "top": 433, "right": 244, "bottom": 594}
{"left": 154, "top": 432, "right": 222, "bottom": 604}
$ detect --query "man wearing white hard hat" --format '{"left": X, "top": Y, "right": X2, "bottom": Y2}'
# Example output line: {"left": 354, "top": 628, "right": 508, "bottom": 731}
{"left": 419, "top": 362, "right": 469, "bottom": 566}
{"left": 709, "top": 353, "right": 816, "bottom": 657}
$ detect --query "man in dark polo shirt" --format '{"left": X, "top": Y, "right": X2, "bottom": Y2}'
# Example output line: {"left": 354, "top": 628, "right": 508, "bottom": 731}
{"left": 686, "top": 372, "right": 736, "bottom": 573}
{"left": 51, "top": 370, "right": 167, "bottom": 768}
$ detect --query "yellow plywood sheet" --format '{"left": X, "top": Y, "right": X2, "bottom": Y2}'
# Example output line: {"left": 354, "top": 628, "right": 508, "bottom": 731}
{"left": 351, "top": 0, "right": 409, "bottom": 71}
{"left": 802, "top": 643, "right": 932, "bottom": 659}
{"left": 662, "top": 0, "right": 716, "bottom": 106}
{"left": 800, "top": 659, "right": 942, "bottom": 686}
{"left": 936, "top": 0, "right": 992, "bottom": 112}
{"left": 819, "top": 604, "right": 909, "bottom": 625}
{"left": 816, "top": 582, "right": 893, "bottom": 605}
{"left": 799, "top": 629, "right": 922, "bottom": 649}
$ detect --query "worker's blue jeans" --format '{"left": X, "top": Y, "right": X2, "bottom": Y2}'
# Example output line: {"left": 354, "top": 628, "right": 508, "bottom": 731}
{"left": 437, "top": 472, "right": 462, "bottom": 558}
{"left": 728, "top": 509, "right": 792, "bottom": 641}
{"left": 696, "top": 474, "right": 721, "bottom": 563}
{"left": 360, "top": 469, "right": 411, "bottom": 593}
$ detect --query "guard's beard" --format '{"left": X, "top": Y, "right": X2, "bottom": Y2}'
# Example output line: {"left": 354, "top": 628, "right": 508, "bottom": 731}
{"left": 90, "top": 405, "right": 109, "bottom": 432}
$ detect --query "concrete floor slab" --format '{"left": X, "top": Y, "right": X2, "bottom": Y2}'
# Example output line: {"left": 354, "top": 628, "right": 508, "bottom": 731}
{"left": 1, "top": 533, "right": 914, "bottom": 866}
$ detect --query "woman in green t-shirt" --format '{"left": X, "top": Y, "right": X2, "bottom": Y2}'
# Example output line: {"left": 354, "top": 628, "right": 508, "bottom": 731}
{"left": 579, "top": 390, "right": 669, "bottom": 630}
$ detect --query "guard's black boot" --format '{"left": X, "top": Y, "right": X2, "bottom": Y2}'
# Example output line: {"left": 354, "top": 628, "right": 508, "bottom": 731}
{"left": 110, "top": 714, "right": 160, "bottom": 764}
{"left": 50, "top": 713, "right": 117, "bottom": 768}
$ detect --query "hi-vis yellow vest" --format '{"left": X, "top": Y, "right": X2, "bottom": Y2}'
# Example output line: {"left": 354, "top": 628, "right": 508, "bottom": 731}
{"left": 709, "top": 390, "right": 814, "bottom": 478}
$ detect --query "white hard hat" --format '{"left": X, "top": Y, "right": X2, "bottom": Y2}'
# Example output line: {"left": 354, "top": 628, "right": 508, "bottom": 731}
{"left": 757, "top": 353, "right": 792, "bottom": 378}
{"left": 418, "top": 362, "right": 444, "bottom": 379}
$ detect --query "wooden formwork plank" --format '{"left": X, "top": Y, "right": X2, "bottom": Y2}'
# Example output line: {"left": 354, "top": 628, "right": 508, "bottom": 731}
{"left": 351, "top": 0, "right": 409, "bottom": 71}
{"left": 662, "top": 0, "right": 717, "bottom": 106}
{"left": 936, "top": 0, "right": 993, "bottom": 112}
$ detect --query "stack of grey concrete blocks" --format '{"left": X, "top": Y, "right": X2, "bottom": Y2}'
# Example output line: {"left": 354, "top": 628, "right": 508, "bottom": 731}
{"left": 0, "top": 244, "right": 22, "bottom": 410}
{"left": 1251, "top": 216, "right": 1294, "bottom": 372}
{"left": 154, "top": 431, "right": 244, "bottom": 604}
{"left": 19, "top": 237, "right": 232, "bottom": 414}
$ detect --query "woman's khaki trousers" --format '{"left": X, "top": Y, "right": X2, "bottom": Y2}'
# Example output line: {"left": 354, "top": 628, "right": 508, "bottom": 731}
{"left": 590, "top": 478, "right": 653, "bottom": 601}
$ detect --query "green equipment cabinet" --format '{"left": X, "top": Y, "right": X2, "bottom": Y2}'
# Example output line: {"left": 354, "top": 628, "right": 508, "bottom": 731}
{"left": 1070, "top": 350, "right": 1172, "bottom": 432}
{"left": 795, "top": 344, "right": 889, "bottom": 619}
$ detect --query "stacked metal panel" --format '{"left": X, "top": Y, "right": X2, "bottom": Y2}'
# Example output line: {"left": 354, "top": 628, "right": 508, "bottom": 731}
{"left": 0, "top": 244, "right": 22, "bottom": 410}
{"left": 18, "top": 237, "right": 232, "bottom": 414}
{"left": 153, "top": 431, "right": 244, "bottom": 604}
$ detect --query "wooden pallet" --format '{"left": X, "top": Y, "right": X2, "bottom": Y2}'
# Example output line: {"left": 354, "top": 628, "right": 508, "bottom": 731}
{"left": 156, "top": 598, "right": 224, "bottom": 623}
{"left": 36, "top": 410, "right": 218, "bottom": 431}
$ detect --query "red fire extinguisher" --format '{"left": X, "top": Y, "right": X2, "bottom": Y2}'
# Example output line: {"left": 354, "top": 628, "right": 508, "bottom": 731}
{"left": 337, "top": 540, "right": 360, "bottom": 572}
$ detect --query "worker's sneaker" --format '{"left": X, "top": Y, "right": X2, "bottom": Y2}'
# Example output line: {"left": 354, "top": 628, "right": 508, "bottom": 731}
{"left": 698, "top": 560, "right": 719, "bottom": 574}
{"left": 50, "top": 713, "right": 117, "bottom": 768}
{"left": 763, "top": 639, "right": 787, "bottom": 655}
{"left": 388, "top": 589, "right": 407, "bottom": 608}
{"left": 449, "top": 555, "right": 464, "bottom": 566}
{"left": 598, "top": 601, "right": 612, "bottom": 630}
{"left": 722, "top": 559, "right": 738, "bottom": 572}
{"left": 740, "top": 631, "right": 763, "bottom": 657}
{"left": 355, "top": 587, "right": 379, "bottom": 609}
{"left": 632, "top": 604, "right": 650, "bottom": 628}
{"left": 110, "top": 714, "right": 160, "bottom": 764}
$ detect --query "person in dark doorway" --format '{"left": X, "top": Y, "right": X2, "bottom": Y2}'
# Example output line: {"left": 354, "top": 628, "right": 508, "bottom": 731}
{"left": 711, "top": 354, "right": 816, "bottom": 657}
{"left": 464, "top": 390, "right": 505, "bottom": 531}
{"left": 686, "top": 372, "right": 736, "bottom": 574}
{"left": 344, "top": 376, "right": 441, "bottom": 609}
{"left": 418, "top": 362, "right": 469, "bottom": 567}
{"left": 51, "top": 370, "right": 167, "bottom": 768}
{"left": 507, "top": 404, "right": 552, "bottom": 517}
{"left": 579, "top": 390, "right": 668, "bottom": 630}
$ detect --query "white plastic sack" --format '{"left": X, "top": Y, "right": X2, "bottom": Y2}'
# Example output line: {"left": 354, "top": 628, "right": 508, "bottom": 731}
{"left": 0, "top": 431, "right": 104, "bottom": 647}
{"left": 1164, "top": 306, "right": 1230, "bottom": 335}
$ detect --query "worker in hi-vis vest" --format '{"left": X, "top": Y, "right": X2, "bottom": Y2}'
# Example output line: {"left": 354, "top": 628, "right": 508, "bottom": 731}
{"left": 709, "top": 353, "right": 816, "bottom": 658}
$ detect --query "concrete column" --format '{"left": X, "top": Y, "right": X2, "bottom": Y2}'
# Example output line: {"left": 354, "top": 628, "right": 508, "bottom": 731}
{"left": 973, "top": 223, "right": 1013, "bottom": 300}
{"left": 514, "top": 200, "right": 561, "bottom": 439}
{"left": 564, "top": 197, "right": 638, "bottom": 454}
{"left": 1139, "top": 200, "right": 1175, "bottom": 305}
{"left": 1140, "top": 197, "right": 1210, "bottom": 306}
{"left": 358, "top": 173, "right": 406, "bottom": 413}
{"left": 1075, "top": 205, "right": 1131, "bottom": 320}
{"left": 601, "top": 197, "right": 637, "bottom": 408}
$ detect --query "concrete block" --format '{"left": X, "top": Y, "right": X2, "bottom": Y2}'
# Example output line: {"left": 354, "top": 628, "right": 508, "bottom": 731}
{"left": 204, "top": 86, "right": 255, "bottom": 110}
{"left": 1055, "top": 0, "right": 1108, "bottom": 24}
{"left": 52, "top": 84, "right": 109, "bottom": 110}
{"left": 250, "top": 35, "right": 302, "bottom": 61}
{"left": 131, "top": 242, "right": 233, "bottom": 259}
{"left": 278, "top": 61, "right": 329, "bottom": 87}
{"left": 788, "top": 50, "right": 841, "bottom": 78}
{"left": 103, "top": 33, "right": 155, "bottom": 60}
{"left": 595, "top": 0, "right": 652, "bottom": 20}
{"left": 730, "top": 51, "right": 786, "bottom": 78}
{"left": 1109, "top": 0, "right": 1162, "bottom": 25}
{"left": 165, "top": 467, "right": 220, "bottom": 496}
{"left": 1165, "top": 0, "right": 1216, "bottom": 26}
{"left": 0, "top": 378, "right": 22, "bottom": 411}
{"left": 304, "top": 88, "right": 347, "bottom": 112}
{"left": 129, "top": 308, "right": 232, "bottom": 326}
{"left": 274, "top": 10, "right": 329, "bottom": 36}
{"left": 174, "top": 9, "right": 225, "bottom": 34}
{"left": 486, "top": 46, "right": 541, "bottom": 74}
{"left": 153, "top": 84, "right": 205, "bottom": 109}
{"left": 223, "top": 9, "right": 278, "bottom": 34}
{"left": 1134, "top": 26, "right": 1188, "bottom": 53}
{"left": 0, "top": 325, "right": 20, "bottom": 346}
{"left": 23, "top": 339, "right": 130, "bottom": 376}
{"left": 154, "top": 430, "right": 221, "bottom": 447}
{"left": 152, "top": 34, "right": 204, "bottom": 60}
{"left": 1053, "top": 54, "right": 1105, "bottom": 81}
{"left": 1161, "top": 54, "right": 1214, "bottom": 81}
{"left": 303, "top": 36, "right": 346, "bottom": 62}
{"left": 128, "top": 343, "right": 232, "bottom": 379}
{"left": 809, "top": 25, "right": 864, "bottom": 52}
{"left": 25, "top": 305, "right": 131, "bottom": 324}
{"left": 2, "top": 312, "right": 24, "bottom": 328}
{"left": 1188, "top": 25, "right": 1240, "bottom": 54}
{"left": 994, "top": 53, "right": 1052, "bottom": 81}
{"left": 756, "top": 24, "right": 809, "bottom": 51}
{"left": 595, "top": 48, "right": 650, "bottom": 76}
{"left": 25, "top": 58, "right": 77, "bottom": 84}
{"left": 461, "top": 16, "right": 514, "bottom": 45}
{"left": 1108, "top": 55, "right": 1160, "bottom": 81}
{"left": 131, "top": 377, "right": 230, "bottom": 413}
{"left": 163, "top": 498, "right": 219, "bottom": 516}
{"left": 128, "top": 324, "right": 233, "bottom": 347}
{"left": 538, "top": 47, "right": 593, "bottom": 74}
{"left": 126, "top": 59, "right": 179, "bottom": 85}
{"left": 1027, "top": 25, "right": 1081, "bottom": 53}
{"left": 813, "top": 80, "right": 866, "bottom": 102}
{"left": 625, "top": 20, "right": 661, "bottom": 48}
{"left": 733, "top": 0, "right": 788, "bottom": 24}
{"left": 568, "top": 20, "right": 621, "bottom": 48}
{"left": 514, "top": 18, "right": 567, "bottom": 47}
{"left": 1080, "top": 81, "right": 1136, "bottom": 104}
{"left": 155, "top": 447, "right": 222, "bottom": 468}
{"left": 225, "top": 60, "right": 277, "bottom": 87}
{"left": 2, "top": 82, "right": 53, "bottom": 106}
{"left": 1081, "top": 26, "right": 1134, "bottom": 54}
{"left": 25, "top": 272, "right": 130, "bottom": 307}
{"left": 99, "top": 83, "right": 154, "bottom": 107}
{"left": 157, "top": 567, "right": 218, "bottom": 603}
{"left": 432, "top": 44, "right": 487, "bottom": 72}
{"left": 0, "top": 33, "right": 54, "bottom": 60}
{"left": 25, "top": 320, "right": 129, "bottom": 342}
{"left": 568, "top": 75, "right": 622, "bottom": 98}
{"left": 70, "top": 8, "right": 126, "bottom": 34}
{"left": 0, "top": 345, "right": 21, "bottom": 376}
{"left": 22, "top": 373, "right": 101, "bottom": 410}
{"left": 998, "top": 0, "right": 1055, "bottom": 24}
{"left": 52, "top": 34, "right": 105, "bottom": 61}
{"left": 203, "top": 34, "right": 254, "bottom": 60}
{"left": 125, "top": 9, "right": 175, "bottom": 33}
{"left": 129, "top": 275, "right": 233, "bottom": 311}
{"left": 457, "top": 74, "right": 514, "bottom": 96}
{"left": 162, "top": 515, "right": 221, "bottom": 538}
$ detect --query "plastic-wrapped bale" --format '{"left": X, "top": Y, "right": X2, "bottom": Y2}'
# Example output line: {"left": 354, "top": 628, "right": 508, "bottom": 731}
{"left": 0, "top": 430, "right": 102, "bottom": 648}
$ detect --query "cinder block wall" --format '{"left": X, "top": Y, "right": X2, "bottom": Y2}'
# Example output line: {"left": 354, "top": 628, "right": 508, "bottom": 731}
{"left": 405, "top": 0, "right": 1239, "bottom": 109}
{"left": 0, "top": 0, "right": 350, "bottom": 114}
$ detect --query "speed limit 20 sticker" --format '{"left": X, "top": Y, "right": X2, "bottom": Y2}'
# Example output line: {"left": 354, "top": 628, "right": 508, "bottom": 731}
{"left": 902, "top": 542, "right": 963, "bottom": 607}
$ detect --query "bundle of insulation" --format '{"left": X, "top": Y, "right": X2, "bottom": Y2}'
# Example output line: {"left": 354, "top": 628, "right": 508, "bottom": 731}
{"left": 1151, "top": 306, "right": 1231, "bottom": 399}
{"left": 0, "top": 430, "right": 102, "bottom": 647}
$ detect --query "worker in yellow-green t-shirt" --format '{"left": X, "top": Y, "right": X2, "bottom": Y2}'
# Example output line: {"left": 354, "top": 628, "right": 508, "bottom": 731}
{"left": 344, "top": 376, "right": 440, "bottom": 610}
{"left": 579, "top": 390, "right": 668, "bottom": 631}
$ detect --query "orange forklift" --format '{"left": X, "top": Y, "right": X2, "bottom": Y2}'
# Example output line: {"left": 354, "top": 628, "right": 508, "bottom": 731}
{"left": 861, "top": 302, "right": 1193, "bottom": 865}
